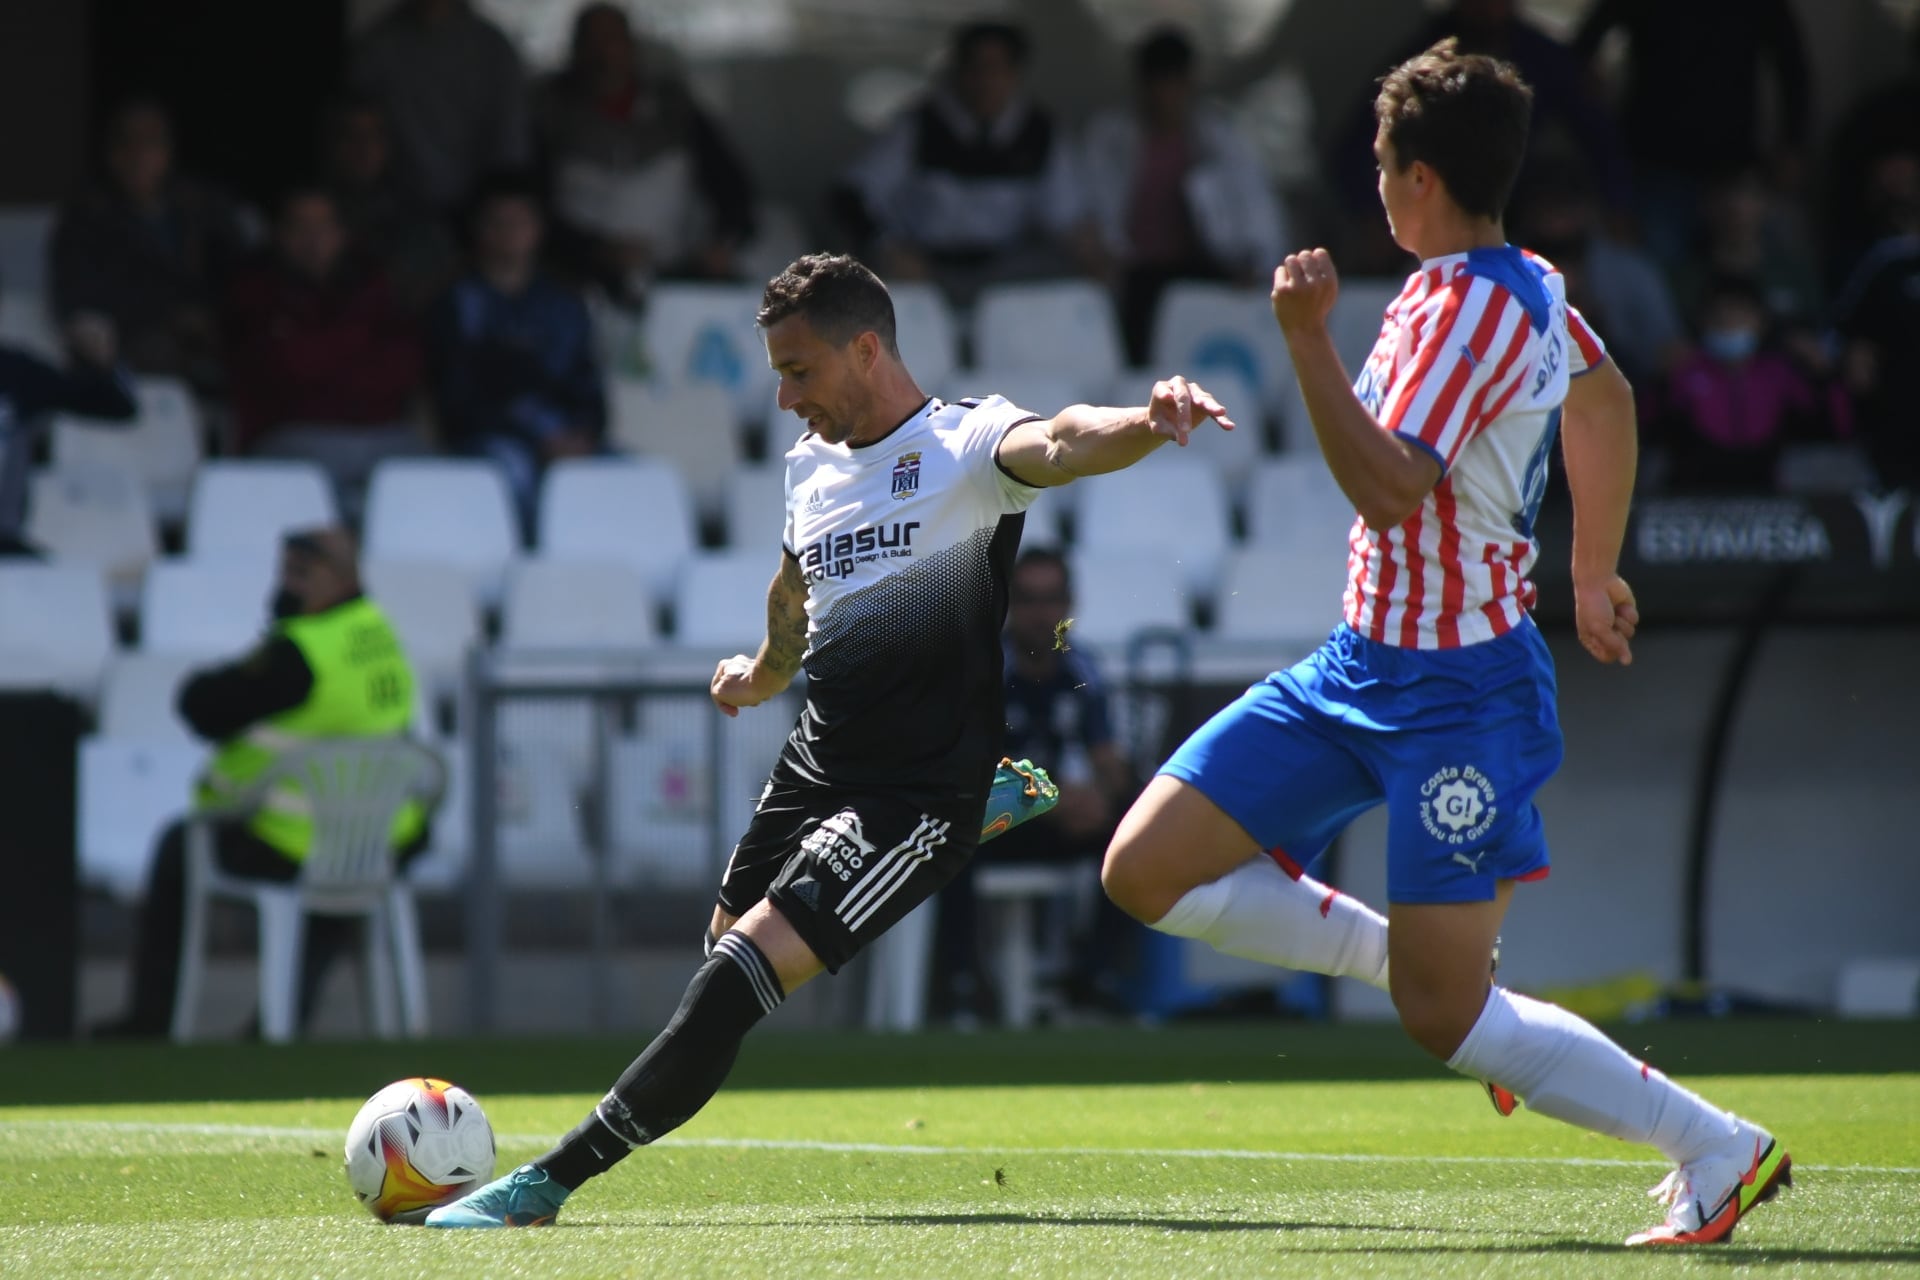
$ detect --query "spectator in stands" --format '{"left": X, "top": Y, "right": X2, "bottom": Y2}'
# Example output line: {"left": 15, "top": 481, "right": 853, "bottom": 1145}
{"left": 93, "top": 527, "right": 427, "bottom": 1039}
{"left": 349, "top": 0, "right": 531, "bottom": 214}
{"left": 428, "top": 174, "right": 605, "bottom": 532}
{"left": 534, "top": 2, "right": 757, "bottom": 305}
{"left": 1676, "top": 165, "right": 1823, "bottom": 330}
{"left": 1825, "top": 19, "right": 1920, "bottom": 285}
{"left": 1510, "top": 161, "right": 1687, "bottom": 388}
{"left": 1651, "top": 275, "right": 1850, "bottom": 493}
{"left": 223, "top": 186, "right": 426, "bottom": 507}
{"left": 0, "top": 312, "right": 136, "bottom": 556}
{"left": 321, "top": 95, "right": 462, "bottom": 313}
{"left": 1833, "top": 150, "right": 1920, "bottom": 490}
{"left": 1573, "top": 0, "right": 1810, "bottom": 272}
{"left": 49, "top": 99, "right": 249, "bottom": 395}
{"left": 839, "top": 20, "right": 1100, "bottom": 306}
{"left": 935, "top": 548, "right": 1136, "bottom": 1022}
{"left": 1082, "top": 27, "right": 1286, "bottom": 365}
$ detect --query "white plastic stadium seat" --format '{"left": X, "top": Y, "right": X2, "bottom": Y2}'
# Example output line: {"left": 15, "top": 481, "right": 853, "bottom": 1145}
{"left": 51, "top": 377, "right": 203, "bottom": 522}
{"left": 139, "top": 558, "right": 273, "bottom": 658}
{"left": 1065, "top": 550, "right": 1189, "bottom": 649}
{"left": 639, "top": 282, "right": 776, "bottom": 429}
{"left": 887, "top": 281, "right": 960, "bottom": 395}
{"left": 97, "top": 652, "right": 202, "bottom": 744}
{"left": 1244, "top": 456, "right": 1358, "bottom": 560}
{"left": 0, "top": 563, "right": 115, "bottom": 700}
{"left": 25, "top": 463, "right": 158, "bottom": 605}
{"left": 605, "top": 377, "right": 741, "bottom": 524}
{"left": 723, "top": 464, "right": 788, "bottom": 552}
{"left": 941, "top": 371, "right": 1084, "bottom": 422}
{"left": 362, "top": 459, "right": 520, "bottom": 606}
{"left": 673, "top": 550, "right": 776, "bottom": 650}
{"left": 972, "top": 280, "right": 1124, "bottom": 400}
{"left": 501, "top": 559, "right": 657, "bottom": 651}
{"left": 363, "top": 559, "right": 482, "bottom": 709}
{"left": 1150, "top": 282, "right": 1296, "bottom": 429}
{"left": 0, "top": 206, "right": 55, "bottom": 294}
{"left": 186, "top": 461, "right": 338, "bottom": 573}
{"left": 76, "top": 737, "right": 207, "bottom": 901}
{"left": 1102, "top": 366, "right": 1267, "bottom": 495}
{"left": 0, "top": 289, "right": 59, "bottom": 359}
{"left": 1214, "top": 546, "right": 1348, "bottom": 649}
{"left": 1072, "top": 455, "right": 1232, "bottom": 598}
{"left": 536, "top": 457, "right": 696, "bottom": 604}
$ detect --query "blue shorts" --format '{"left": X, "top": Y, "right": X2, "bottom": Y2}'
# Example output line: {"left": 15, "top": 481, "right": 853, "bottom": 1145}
{"left": 1160, "top": 621, "right": 1564, "bottom": 904}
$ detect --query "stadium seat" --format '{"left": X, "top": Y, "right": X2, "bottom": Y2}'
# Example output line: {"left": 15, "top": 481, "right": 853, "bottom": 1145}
{"left": 723, "top": 463, "right": 788, "bottom": 551}
{"left": 733, "top": 200, "right": 810, "bottom": 289}
{"left": 606, "top": 732, "right": 715, "bottom": 889}
{"left": 1072, "top": 454, "right": 1233, "bottom": 597}
{"left": 25, "top": 463, "right": 158, "bottom": 607}
{"left": 362, "top": 458, "right": 520, "bottom": 606}
{"left": 1101, "top": 366, "right": 1268, "bottom": 496}
{"left": 673, "top": 550, "right": 776, "bottom": 649}
{"left": 493, "top": 736, "right": 593, "bottom": 888}
{"left": 97, "top": 652, "right": 201, "bottom": 744}
{"left": 888, "top": 281, "right": 960, "bottom": 395}
{"left": 1150, "top": 281, "right": 1295, "bottom": 427}
{"left": 1243, "top": 456, "right": 1358, "bottom": 557}
{"left": 640, "top": 282, "right": 776, "bottom": 429}
{"left": 0, "top": 205, "right": 54, "bottom": 294}
{"left": 401, "top": 737, "right": 468, "bottom": 892}
{"left": 1021, "top": 488, "right": 1068, "bottom": 550}
{"left": 1065, "top": 550, "right": 1189, "bottom": 648}
{"left": 139, "top": 558, "right": 274, "bottom": 658}
{"left": 972, "top": 280, "right": 1124, "bottom": 399}
{"left": 0, "top": 562, "right": 115, "bottom": 701}
{"left": 1329, "top": 277, "right": 1405, "bottom": 375}
{"left": 75, "top": 737, "right": 206, "bottom": 902}
{"left": 0, "top": 288, "right": 59, "bottom": 359}
{"left": 941, "top": 370, "right": 1085, "bottom": 421}
{"left": 51, "top": 377, "right": 204, "bottom": 522}
{"left": 1213, "top": 545, "right": 1349, "bottom": 648}
{"left": 363, "top": 559, "right": 482, "bottom": 709}
{"left": 605, "top": 377, "right": 740, "bottom": 525}
{"left": 536, "top": 457, "right": 696, "bottom": 604}
{"left": 185, "top": 461, "right": 338, "bottom": 573}
{"left": 501, "top": 558, "right": 658, "bottom": 652}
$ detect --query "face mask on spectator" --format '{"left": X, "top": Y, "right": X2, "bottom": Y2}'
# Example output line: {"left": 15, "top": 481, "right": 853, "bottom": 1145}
{"left": 1702, "top": 327, "right": 1760, "bottom": 364}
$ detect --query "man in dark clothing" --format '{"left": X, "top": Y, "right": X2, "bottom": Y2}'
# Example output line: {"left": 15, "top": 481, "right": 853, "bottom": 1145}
{"left": 1834, "top": 150, "right": 1920, "bottom": 490}
{"left": 322, "top": 95, "right": 463, "bottom": 314}
{"left": 94, "top": 528, "right": 426, "bottom": 1039}
{"left": 0, "top": 313, "right": 137, "bottom": 555}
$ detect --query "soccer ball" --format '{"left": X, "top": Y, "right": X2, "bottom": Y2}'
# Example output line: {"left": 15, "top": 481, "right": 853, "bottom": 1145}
{"left": 343, "top": 1077, "right": 496, "bottom": 1223}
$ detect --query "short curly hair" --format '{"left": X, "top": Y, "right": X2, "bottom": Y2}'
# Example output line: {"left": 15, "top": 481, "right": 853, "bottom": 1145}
{"left": 1374, "top": 38, "right": 1534, "bottom": 222}
{"left": 757, "top": 253, "right": 899, "bottom": 355}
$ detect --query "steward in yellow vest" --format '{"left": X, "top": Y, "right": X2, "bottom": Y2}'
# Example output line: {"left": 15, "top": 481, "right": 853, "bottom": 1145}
{"left": 96, "top": 527, "right": 428, "bottom": 1039}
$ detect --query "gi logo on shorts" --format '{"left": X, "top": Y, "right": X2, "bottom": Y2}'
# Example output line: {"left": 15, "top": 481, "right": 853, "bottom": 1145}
{"left": 890, "top": 450, "right": 921, "bottom": 500}
{"left": 1419, "top": 765, "right": 1498, "bottom": 845}
{"left": 801, "top": 808, "right": 877, "bottom": 882}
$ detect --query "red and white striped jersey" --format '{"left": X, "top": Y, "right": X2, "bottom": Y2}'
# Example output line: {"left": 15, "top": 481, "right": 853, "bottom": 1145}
{"left": 1342, "top": 246, "right": 1607, "bottom": 649}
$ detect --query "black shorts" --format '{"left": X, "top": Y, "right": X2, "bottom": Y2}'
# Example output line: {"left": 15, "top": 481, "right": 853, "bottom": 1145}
{"left": 717, "top": 763, "right": 981, "bottom": 973}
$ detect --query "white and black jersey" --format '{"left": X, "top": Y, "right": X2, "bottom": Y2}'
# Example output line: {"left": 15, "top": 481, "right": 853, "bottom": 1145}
{"left": 779, "top": 394, "right": 1042, "bottom": 797}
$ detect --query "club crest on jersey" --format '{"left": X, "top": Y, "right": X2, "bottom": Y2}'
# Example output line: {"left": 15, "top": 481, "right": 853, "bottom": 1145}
{"left": 890, "top": 451, "right": 921, "bottom": 500}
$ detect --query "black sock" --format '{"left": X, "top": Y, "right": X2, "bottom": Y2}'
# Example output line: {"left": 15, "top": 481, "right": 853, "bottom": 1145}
{"left": 536, "top": 931, "right": 784, "bottom": 1191}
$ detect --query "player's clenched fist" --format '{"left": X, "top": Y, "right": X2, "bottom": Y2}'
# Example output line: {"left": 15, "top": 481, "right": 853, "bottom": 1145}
{"left": 1271, "top": 248, "right": 1341, "bottom": 335}
{"left": 1147, "top": 374, "right": 1236, "bottom": 446}
{"left": 711, "top": 654, "right": 776, "bottom": 717}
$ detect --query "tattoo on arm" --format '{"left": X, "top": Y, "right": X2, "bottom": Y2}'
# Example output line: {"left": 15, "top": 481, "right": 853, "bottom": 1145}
{"left": 762, "top": 554, "right": 810, "bottom": 678}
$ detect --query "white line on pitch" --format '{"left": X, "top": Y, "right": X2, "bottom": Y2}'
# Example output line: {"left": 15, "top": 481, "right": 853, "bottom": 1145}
{"left": 3, "top": 1120, "right": 1916, "bottom": 1177}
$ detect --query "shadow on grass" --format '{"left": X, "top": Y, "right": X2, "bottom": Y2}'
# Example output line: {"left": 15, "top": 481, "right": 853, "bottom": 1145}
{"left": 3, "top": 1019, "right": 1915, "bottom": 1106}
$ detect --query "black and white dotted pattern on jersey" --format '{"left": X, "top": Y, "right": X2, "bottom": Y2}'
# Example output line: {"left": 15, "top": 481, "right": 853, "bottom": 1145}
{"left": 803, "top": 526, "right": 998, "bottom": 684}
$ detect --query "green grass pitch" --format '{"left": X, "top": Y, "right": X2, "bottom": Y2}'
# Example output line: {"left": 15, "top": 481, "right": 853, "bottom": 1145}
{"left": 1, "top": 1020, "right": 1915, "bottom": 1278}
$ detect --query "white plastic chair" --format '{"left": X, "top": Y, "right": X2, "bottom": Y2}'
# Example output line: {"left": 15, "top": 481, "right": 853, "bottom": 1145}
{"left": 502, "top": 558, "right": 658, "bottom": 652}
{"left": 139, "top": 558, "right": 273, "bottom": 658}
{"left": 723, "top": 464, "right": 788, "bottom": 552}
{"left": 1066, "top": 550, "right": 1189, "bottom": 648}
{"left": 639, "top": 282, "right": 775, "bottom": 429}
{"left": 605, "top": 378, "right": 740, "bottom": 524}
{"left": 673, "top": 550, "right": 776, "bottom": 649}
{"left": 888, "top": 281, "right": 960, "bottom": 395}
{"left": 51, "top": 377, "right": 203, "bottom": 522}
{"left": 536, "top": 458, "right": 696, "bottom": 604}
{"left": 1101, "top": 366, "right": 1268, "bottom": 497}
{"left": 0, "top": 289, "right": 59, "bottom": 359}
{"left": 941, "top": 370, "right": 1086, "bottom": 421}
{"left": 362, "top": 459, "right": 520, "bottom": 606}
{"left": 186, "top": 461, "right": 338, "bottom": 574}
{"left": 972, "top": 280, "right": 1124, "bottom": 399}
{"left": 1072, "top": 455, "right": 1233, "bottom": 598}
{"left": 0, "top": 207, "right": 55, "bottom": 294}
{"left": 1214, "top": 545, "right": 1348, "bottom": 649}
{"left": 0, "top": 562, "right": 115, "bottom": 701}
{"left": 97, "top": 652, "right": 201, "bottom": 744}
{"left": 1244, "top": 456, "right": 1359, "bottom": 557}
{"left": 171, "top": 738, "right": 447, "bottom": 1043}
{"left": 25, "top": 463, "right": 158, "bottom": 608}
{"left": 1150, "top": 281, "right": 1296, "bottom": 425}
{"left": 362, "top": 559, "right": 481, "bottom": 710}
{"left": 75, "top": 737, "right": 207, "bottom": 901}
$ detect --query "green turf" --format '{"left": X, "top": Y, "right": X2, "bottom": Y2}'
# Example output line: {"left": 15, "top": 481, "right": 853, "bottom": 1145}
{"left": 1, "top": 1022, "right": 1915, "bottom": 1278}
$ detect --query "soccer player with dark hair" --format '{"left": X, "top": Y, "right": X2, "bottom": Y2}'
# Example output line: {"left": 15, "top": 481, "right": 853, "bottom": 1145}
{"left": 1100, "top": 41, "right": 1790, "bottom": 1247}
{"left": 426, "top": 252, "right": 1232, "bottom": 1227}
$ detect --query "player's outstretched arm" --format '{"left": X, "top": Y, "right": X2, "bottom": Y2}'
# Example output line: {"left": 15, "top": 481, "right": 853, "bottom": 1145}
{"left": 1561, "top": 357, "right": 1640, "bottom": 666}
{"left": 1272, "top": 249, "right": 1439, "bottom": 527}
{"left": 711, "top": 551, "right": 809, "bottom": 716}
{"left": 993, "top": 375, "right": 1235, "bottom": 488}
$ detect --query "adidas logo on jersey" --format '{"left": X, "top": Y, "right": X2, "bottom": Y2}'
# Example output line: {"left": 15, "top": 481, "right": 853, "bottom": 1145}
{"left": 799, "top": 521, "right": 921, "bottom": 583}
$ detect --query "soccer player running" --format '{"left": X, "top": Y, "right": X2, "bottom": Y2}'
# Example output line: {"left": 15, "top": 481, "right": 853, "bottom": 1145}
{"left": 427, "top": 253, "right": 1232, "bottom": 1227}
{"left": 1100, "top": 42, "right": 1790, "bottom": 1247}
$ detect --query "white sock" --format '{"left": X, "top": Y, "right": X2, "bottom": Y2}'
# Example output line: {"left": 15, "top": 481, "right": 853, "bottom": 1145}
{"left": 1448, "top": 987, "right": 1740, "bottom": 1165}
{"left": 1152, "top": 858, "right": 1390, "bottom": 990}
